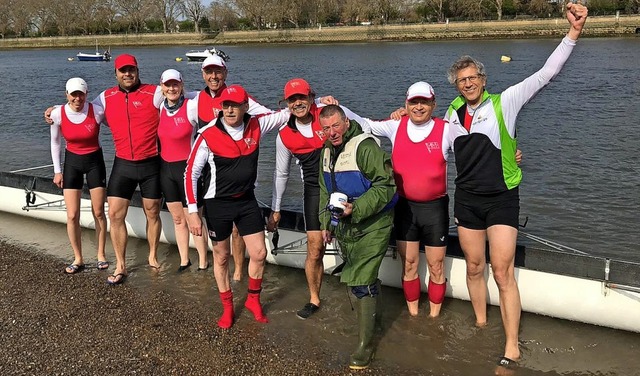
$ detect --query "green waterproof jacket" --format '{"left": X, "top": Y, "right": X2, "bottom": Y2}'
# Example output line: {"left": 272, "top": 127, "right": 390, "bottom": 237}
{"left": 318, "top": 120, "right": 396, "bottom": 238}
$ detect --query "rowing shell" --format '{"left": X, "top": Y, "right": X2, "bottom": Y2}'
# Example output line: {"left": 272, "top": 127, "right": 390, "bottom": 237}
{"left": 1, "top": 171, "right": 639, "bottom": 333}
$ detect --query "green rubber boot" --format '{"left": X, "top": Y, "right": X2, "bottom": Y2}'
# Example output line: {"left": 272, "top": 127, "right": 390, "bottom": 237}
{"left": 349, "top": 294, "right": 378, "bottom": 370}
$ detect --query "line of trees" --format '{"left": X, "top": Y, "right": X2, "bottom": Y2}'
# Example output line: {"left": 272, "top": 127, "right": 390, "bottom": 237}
{"left": 0, "top": 0, "right": 638, "bottom": 38}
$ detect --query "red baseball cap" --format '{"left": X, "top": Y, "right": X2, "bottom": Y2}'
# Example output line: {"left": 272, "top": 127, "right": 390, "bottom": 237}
{"left": 114, "top": 54, "right": 138, "bottom": 70}
{"left": 219, "top": 85, "right": 248, "bottom": 104}
{"left": 284, "top": 78, "right": 312, "bottom": 99}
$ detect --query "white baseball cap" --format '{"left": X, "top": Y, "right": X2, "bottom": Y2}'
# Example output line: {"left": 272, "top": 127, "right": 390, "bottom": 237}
{"left": 160, "top": 69, "right": 183, "bottom": 84}
{"left": 201, "top": 55, "right": 226, "bottom": 69}
{"left": 65, "top": 77, "right": 88, "bottom": 94}
{"left": 406, "top": 81, "right": 435, "bottom": 101}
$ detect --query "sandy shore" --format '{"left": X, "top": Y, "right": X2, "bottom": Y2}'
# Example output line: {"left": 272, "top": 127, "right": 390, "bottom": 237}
{"left": 0, "top": 240, "right": 418, "bottom": 376}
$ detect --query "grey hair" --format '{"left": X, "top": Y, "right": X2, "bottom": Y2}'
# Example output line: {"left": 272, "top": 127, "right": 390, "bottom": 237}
{"left": 447, "top": 56, "right": 486, "bottom": 85}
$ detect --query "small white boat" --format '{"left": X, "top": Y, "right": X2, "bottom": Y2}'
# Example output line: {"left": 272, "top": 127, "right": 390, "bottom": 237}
{"left": 185, "top": 47, "right": 228, "bottom": 62}
{"left": 1, "top": 170, "right": 639, "bottom": 333}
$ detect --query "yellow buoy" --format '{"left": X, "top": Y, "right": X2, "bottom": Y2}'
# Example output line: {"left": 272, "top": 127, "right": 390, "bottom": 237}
{"left": 175, "top": 57, "right": 183, "bottom": 62}
{"left": 501, "top": 55, "right": 512, "bottom": 62}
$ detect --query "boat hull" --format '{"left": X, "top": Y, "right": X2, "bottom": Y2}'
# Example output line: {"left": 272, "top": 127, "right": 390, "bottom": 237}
{"left": 76, "top": 53, "right": 110, "bottom": 62}
{"left": 1, "top": 171, "right": 639, "bottom": 333}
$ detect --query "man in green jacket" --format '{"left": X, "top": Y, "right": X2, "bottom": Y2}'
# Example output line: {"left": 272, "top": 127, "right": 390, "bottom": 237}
{"left": 318, "top": 105, "right": 396, "bottom": 370}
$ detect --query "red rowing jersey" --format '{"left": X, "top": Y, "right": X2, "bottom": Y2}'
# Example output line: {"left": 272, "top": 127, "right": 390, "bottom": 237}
{"left": 158, "top": 99, "right": 193, "bottom": 162}
{"left": 391, "top": 116, "right": 447, "bottom": 202}
{"left": 60, "top": 104, "right": 101, "bottom": 155}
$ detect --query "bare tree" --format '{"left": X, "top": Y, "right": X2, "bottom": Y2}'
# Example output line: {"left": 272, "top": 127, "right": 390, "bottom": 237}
{"left": 231, "top": 0, "right": 277, "bottom": 29}
{"left": 96, "top": 0, "right": 121, "bottom": 35}
{"left": 182, "top": 0, "right": 205, "bottom": 33}
{"left": 208, "top": 0, "right": 240, "bottom": 30}
{"left": 150, "top": 0, "right": 182, "bottom": 32}
{"left": 31, "top": 0, "right": 55, "bottom": 36}
{"left": 117, "top": 0, "right": 152, "bottom": 33}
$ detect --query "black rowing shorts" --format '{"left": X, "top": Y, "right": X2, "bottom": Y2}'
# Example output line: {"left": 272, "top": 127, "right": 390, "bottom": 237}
{"left": 394, "top": 195, "right": 449, "bottom": 246}
{"left": 107, "top": 156, "right": 161, "bottom": 200}
{"left": 63, "top": 148, "right": 106, "bottom": 190}
{"left": 454, "top": 187, "right": 519, "bottom": 230}
{"left": 203, "top": 191, "right": 264, "bottom": 241}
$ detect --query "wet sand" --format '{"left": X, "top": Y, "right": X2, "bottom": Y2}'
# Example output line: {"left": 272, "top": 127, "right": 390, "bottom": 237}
{"left": 0, "top": 240, "right": 419, "bottom": 376}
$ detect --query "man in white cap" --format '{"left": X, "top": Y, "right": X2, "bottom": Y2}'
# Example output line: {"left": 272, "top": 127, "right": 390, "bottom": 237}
{"left": 358, "top": 82, "right": 452, "bottom": 318}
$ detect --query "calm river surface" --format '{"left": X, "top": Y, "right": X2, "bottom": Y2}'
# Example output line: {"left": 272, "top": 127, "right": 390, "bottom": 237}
{"left": 0, "top": 37, "right": 638, "bottom": 261}
{"left": 0, "top": 37, "right": 639, "bottom": 375}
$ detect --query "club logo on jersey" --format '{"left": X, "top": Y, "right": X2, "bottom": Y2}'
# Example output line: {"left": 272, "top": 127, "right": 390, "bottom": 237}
{"left": 132, "top": 100, "right": 144, "bottom": 108}
{"left": 213, "top": 108, "right": 220, "bottom": 118}
{"left": 315, "top": 130, "right": 326, "bottom": 140}
{"left": 425, "top": 141, "right": 440, "bottom": 153}
{"left": 244, "top": 138, "right": 257, "bottom": 148}
{"left": 174, "top": 116, "right": 188, "bottom": 126}
{"left": 85, "top": 123, "right": 96, "bottom": 133}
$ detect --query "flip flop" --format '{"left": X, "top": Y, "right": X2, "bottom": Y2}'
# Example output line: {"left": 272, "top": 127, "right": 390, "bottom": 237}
{"left": 497, "top": 356, "right": 518, "bottom": 370}
{"left": 97, "top": 261, "right": 109, "bottom": 270}
{"left": 65, "top": 264, "right": 85, "bottom": 274}
{"left": 107, "top": 273, "right": 127, "bottom": 285}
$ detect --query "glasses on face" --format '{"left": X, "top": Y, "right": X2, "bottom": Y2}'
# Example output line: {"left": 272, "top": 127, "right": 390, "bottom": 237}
{"left": 455, "top": 74, "right": 483, "bottom": 86}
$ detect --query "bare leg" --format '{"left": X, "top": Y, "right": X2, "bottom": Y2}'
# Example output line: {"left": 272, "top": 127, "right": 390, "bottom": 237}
{"left": 458, "top": 226, "right": 488, "bottom": 326}
{"left": 191, "top": 207, "right": 209, "bottom": 269}
{"left": 213, "top": 238, "right": 231, "bottom": 293}
{"left": 107, "top": 196, "right": 130, "bottom": 277}
{"left": 89, "top": 187, "right": 107, "bottom": 263}
{"left": 305, "top": 230, "right": 325, "bottom": 306}
{"left": 425, "top": 245, "right": 446, "bottom": 317}
{"left": 397, "top": 240, "right": 421, "bottom": 316}
{"left": 142, "top": 198, "right": 162, "bottom": 268}
{"left": 231, "top": 224, "right": 245, "bottom": 281}
{"left": 63, "top": 189, "right": 83, "bottom": 270}
{"left": 167, "top": 202, "right": 190, "bottom": 267}
{"left": 487, "top": 225, "right": 521, "bottom": 361}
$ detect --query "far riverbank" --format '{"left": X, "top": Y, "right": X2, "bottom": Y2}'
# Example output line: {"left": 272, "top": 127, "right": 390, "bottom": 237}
{"left": 1, "top": 15, "right": 638, "bottom": 49}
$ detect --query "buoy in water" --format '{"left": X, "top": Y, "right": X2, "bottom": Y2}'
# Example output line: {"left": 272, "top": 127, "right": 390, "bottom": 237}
{"left": 501, "top": 55, "right": 512, "bottom": 62}
{"left": 175, "top": 57, "right": 183, "bottom": 62}
{"left": 67, "top": 57, "right": 74, "bottom": 61}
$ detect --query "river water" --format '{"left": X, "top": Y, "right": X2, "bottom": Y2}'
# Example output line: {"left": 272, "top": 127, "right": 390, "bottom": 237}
{"left": 0, "top": 37, "right": 639, "bottom": 375}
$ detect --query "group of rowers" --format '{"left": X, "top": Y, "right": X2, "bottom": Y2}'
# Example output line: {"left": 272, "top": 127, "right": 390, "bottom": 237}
{"left": 45, "top": 3, "right": 587, "bottom": 372}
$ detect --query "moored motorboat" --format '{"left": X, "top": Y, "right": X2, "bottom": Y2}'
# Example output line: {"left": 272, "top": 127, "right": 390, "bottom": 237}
{"left": 185, "top": 47, "right": 229, "bottom": 62}
{"left": 1, "top": 170, "right": 639, "bottom": 333}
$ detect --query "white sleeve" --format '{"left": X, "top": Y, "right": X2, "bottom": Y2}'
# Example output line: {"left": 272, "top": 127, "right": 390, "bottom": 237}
{"left": 153, "top": 85, "right": 164, "bottom": 108}
{"left": 92, "top": 103, "right": 105, "bottom": 124}
{"left": 271, "top": 134, "right": 293, "bottom": 211}
{"left": 501, "top": 36, "right": 577, "bottom": 136}
{"left": 257, "top": 109, "right": 291, "bottom": 134}
{"left": 92, "top": 92, "right": 106, "bottom": 110}
{"left": 186, "top": 97, "right": 199, "bottom": 128}
{"left": 49, "top": 107, "right": 63, "bottom": 174}
{"left": 248, "top": 96, "right": 272, "bottom": 116}
{"left": 185, "top": 90, "right": 198, "bottom": 100}
{"left": 356, "top": 116, "right": 398, "bottom": 140}
{"left": 185, "top": 135, "right": 210, "bottom": 213}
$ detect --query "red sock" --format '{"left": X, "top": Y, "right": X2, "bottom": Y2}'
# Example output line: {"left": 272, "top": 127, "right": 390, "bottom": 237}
{"left": 402, "top": 277, "right": 421, "bottom": 302}
{"left": 218, "top": 290, "right": 234, "bottom": 329}
{"left": 428, "top": 279, "right": 446, "bottom": 304}
{"left": 245, "top": 277, "right": 268, "bottom": 323}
